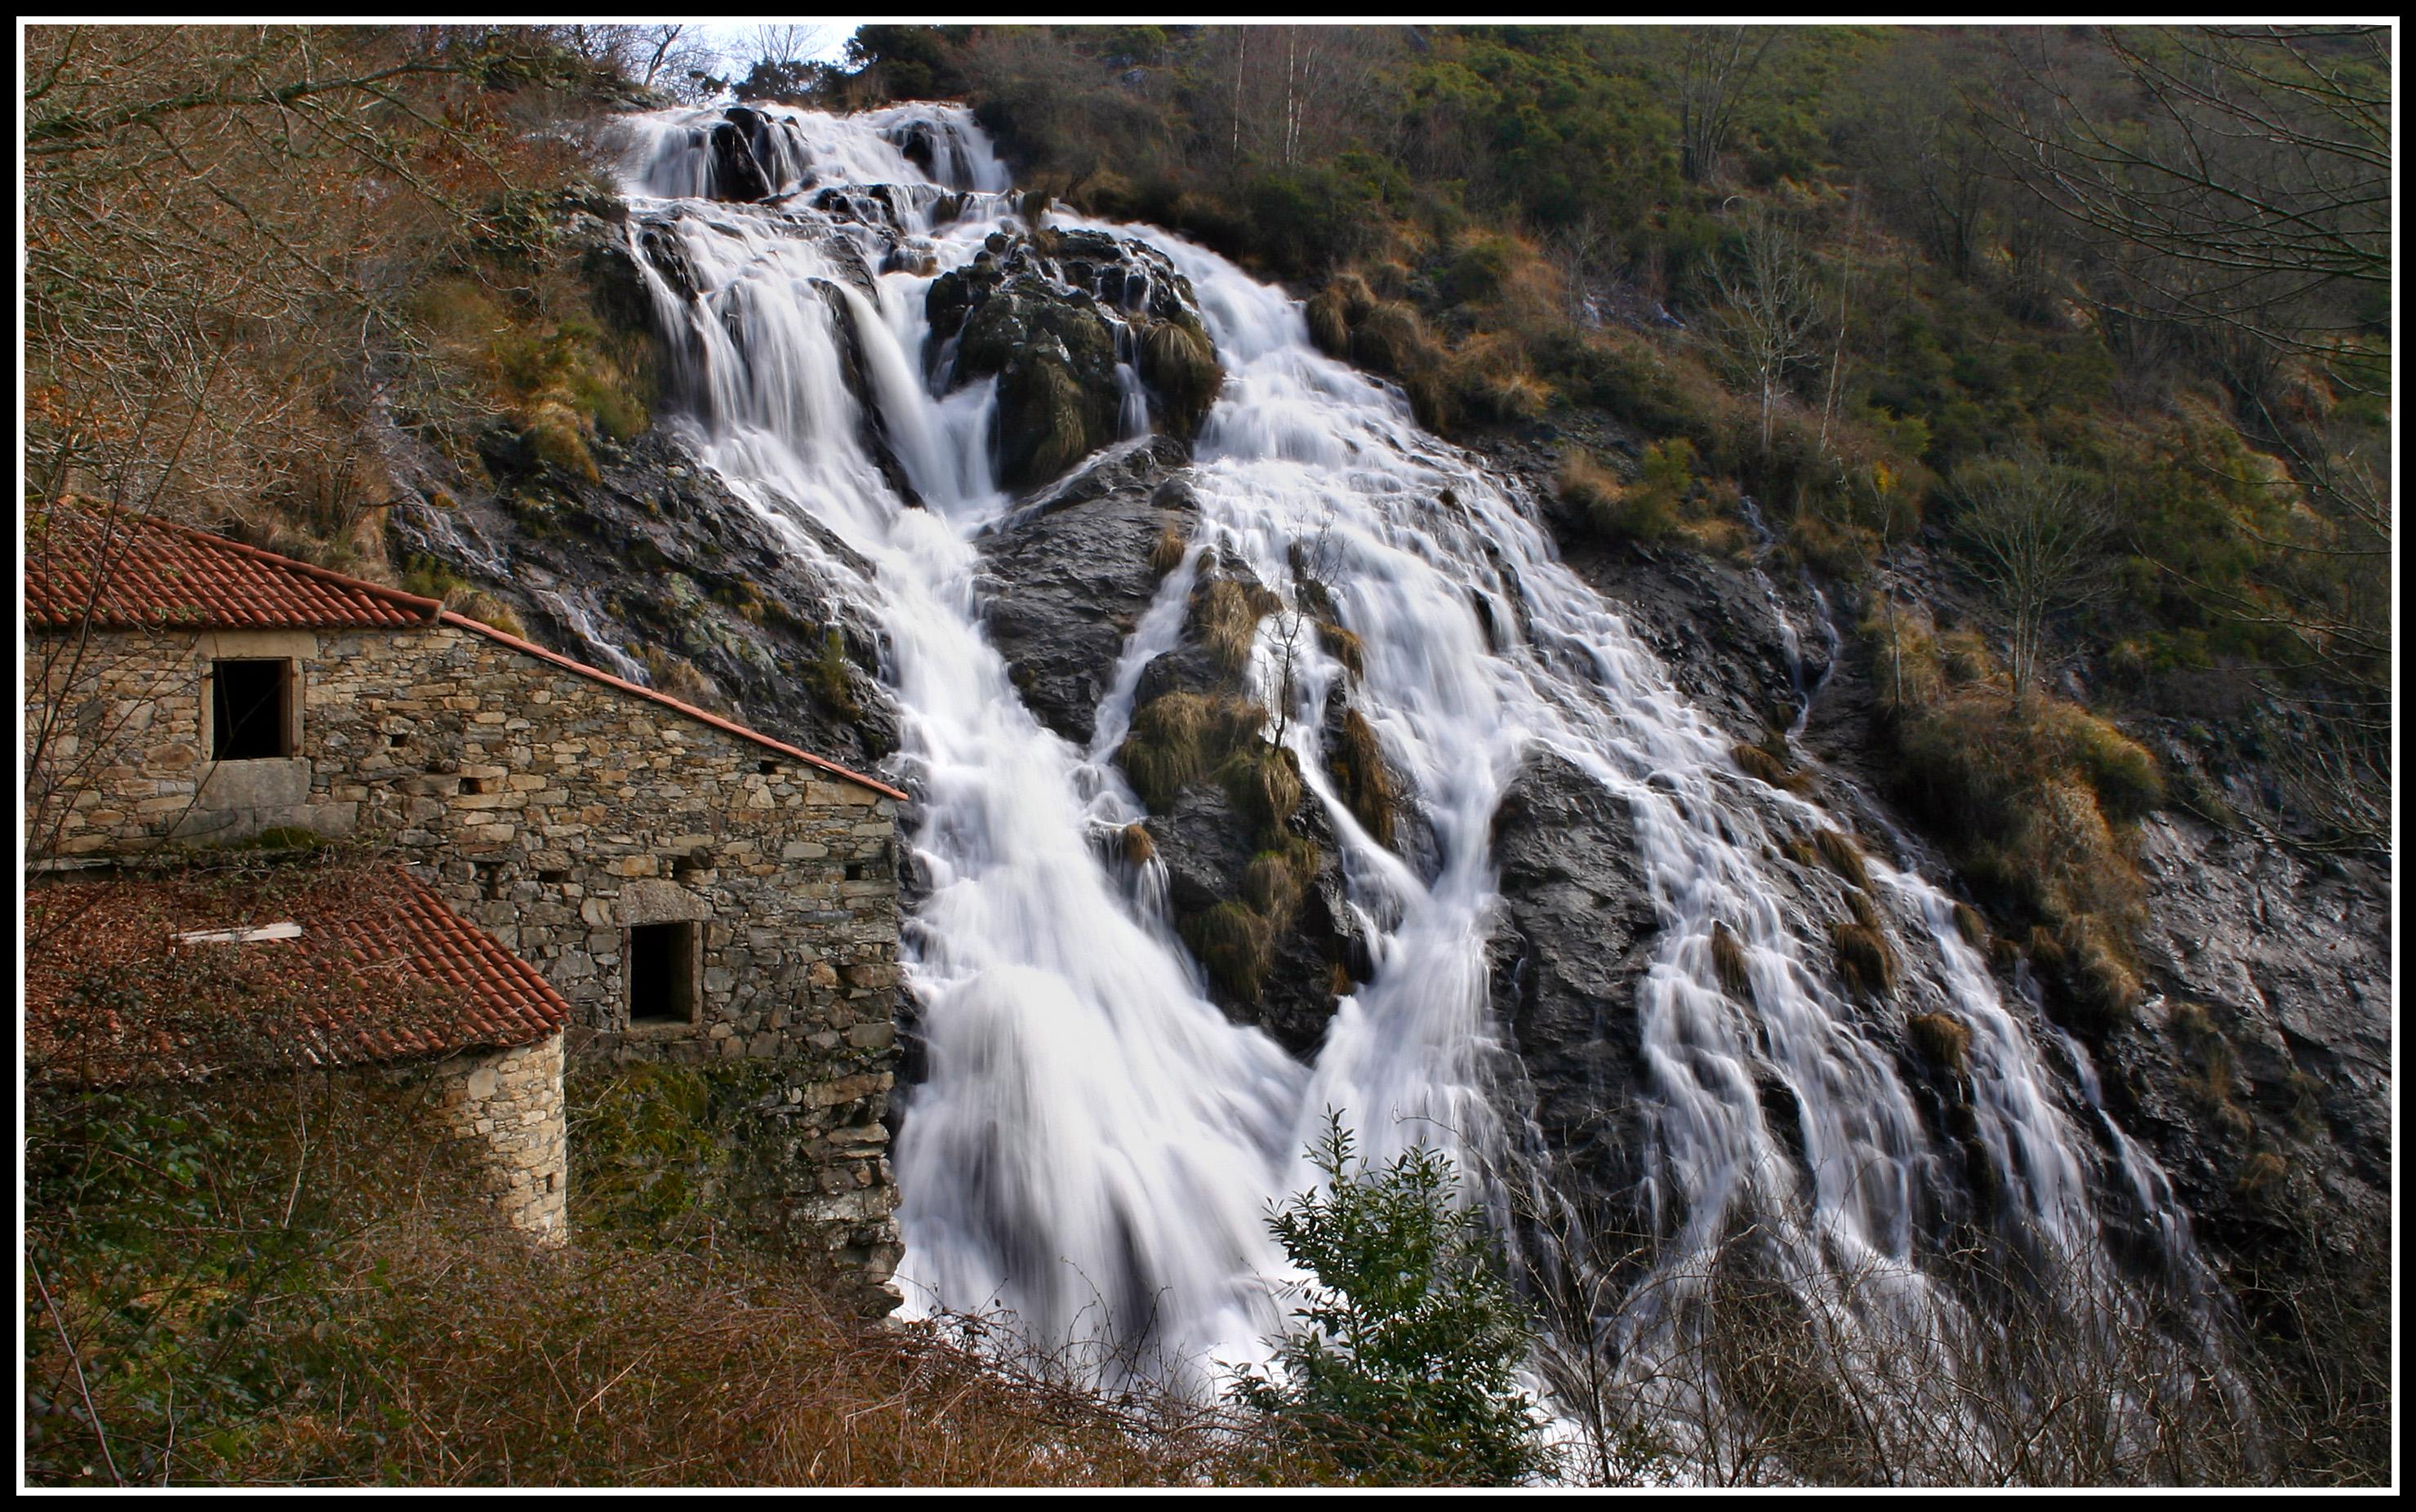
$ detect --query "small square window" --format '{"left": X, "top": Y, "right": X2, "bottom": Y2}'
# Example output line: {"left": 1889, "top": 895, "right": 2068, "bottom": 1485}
{"left": 628, "top": 921, "right": 701, "bottom": 1027}
{"left": 211, "top": 660, "right": 293, "bottom": 760}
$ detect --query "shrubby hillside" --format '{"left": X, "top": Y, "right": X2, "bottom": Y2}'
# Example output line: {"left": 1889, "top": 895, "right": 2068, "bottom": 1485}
{"left": 22, "top": 23, "right": 2392, "bottom": 1488}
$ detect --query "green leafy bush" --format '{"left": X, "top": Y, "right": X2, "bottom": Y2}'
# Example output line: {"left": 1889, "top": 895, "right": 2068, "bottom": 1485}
{"left": 1230, "top": 1113, "right": 1546, "bottom": 1485}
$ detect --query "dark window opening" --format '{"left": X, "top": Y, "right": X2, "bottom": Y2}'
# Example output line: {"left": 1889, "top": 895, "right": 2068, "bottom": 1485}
{"left": 463, "top": 776, "right": 492, "bottom": 794}
{"left": 672, "top": 854, "right": 705, "bottom": 880}
{"left": 758, "top": 759, "right": 777, "bottom": 776}
{"left": 537, "top": 869, "right": 569, "bottom": 884}
{"left": 628, "top": 921, "right": 700, "bottom": 1026}
{"left": 389, "top": 732, "right": 411, "bottom": 748}
{"left": 211, "top": 660, "right": 291, "bottom": 760}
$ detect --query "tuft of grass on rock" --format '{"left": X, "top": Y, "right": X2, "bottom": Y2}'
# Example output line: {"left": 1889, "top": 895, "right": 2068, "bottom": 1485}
{"left": 1907, "top": 1012, "right": 1972, "bottom": 1075}
{"left": 1328, "top": 708, "right": 1398, "bottom": 848}
{"left": 1813, "top": 829, "right": 1871, "bottom": 891}
{"left": 1831, "top": 922, "right": 1898, "bottom": 998}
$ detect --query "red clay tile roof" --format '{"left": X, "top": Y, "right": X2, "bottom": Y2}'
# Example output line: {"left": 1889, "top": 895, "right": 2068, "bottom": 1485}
{"left": 24, "top": 507, "right": 443, "bottom": 630}
{"left": 21, "top": 505, "right": 904, "bottom": 802}
{"left": 25, "top": 865, "right": 568, "bottom": 1086}
{"left": 439, "top": 611, "right": 910, "bottom": 802}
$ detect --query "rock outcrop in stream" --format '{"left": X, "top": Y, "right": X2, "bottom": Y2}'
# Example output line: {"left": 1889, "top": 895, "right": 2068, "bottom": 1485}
{"left": 1487, "top": 751, "right": 1662, "bottom": 1204}
{"left": 928, "top": 228, "right": 1221, "bottom": 490}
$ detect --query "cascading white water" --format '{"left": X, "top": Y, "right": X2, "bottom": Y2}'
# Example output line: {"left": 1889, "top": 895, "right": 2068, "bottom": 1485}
{"left": 608, "top": 102, "right": 2209, "bottom": 1433}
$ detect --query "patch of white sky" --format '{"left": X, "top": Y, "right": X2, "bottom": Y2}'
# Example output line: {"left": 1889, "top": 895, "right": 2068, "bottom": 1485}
{"left": 692, "top": 20, "right": 861, "bottom": 75}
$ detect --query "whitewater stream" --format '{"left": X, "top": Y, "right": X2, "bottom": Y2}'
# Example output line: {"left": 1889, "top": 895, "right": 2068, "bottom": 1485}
{"left": 608, "top": 103, "right": 2217, "bottom": 1461}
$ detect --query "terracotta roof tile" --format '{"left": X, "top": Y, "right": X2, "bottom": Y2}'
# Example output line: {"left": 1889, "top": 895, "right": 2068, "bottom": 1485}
{"left": 24, "top": 507, "right": 441, "bottom": 631}
{"left": 21, "top": 505, "right": 903, "bottom": 802}
{"left": 26, "top": 866, "right": 568, "bottom": 1086}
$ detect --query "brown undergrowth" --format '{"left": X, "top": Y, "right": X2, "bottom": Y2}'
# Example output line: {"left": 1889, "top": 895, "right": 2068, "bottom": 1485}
{"left": 1868, "top": 606, "right": 2163, "bottom": 1029}
{"left": 22, "top": 1074, "right": 1313, "bottom": 1488}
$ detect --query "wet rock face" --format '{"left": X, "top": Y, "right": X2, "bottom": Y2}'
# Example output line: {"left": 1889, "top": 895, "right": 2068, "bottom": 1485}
{"left": 1486, "top": 751, "right": 1662, "bottom": 1208}
{"left": 926, "top": 229, "right": 1221, "bottom": 491}
{"left": 2103, "top": 816, "right": 2391, "bottom": 1259}
{"left": 705, "top": 105, "right": 811, "bottom": 202}
{"left": 1472, "top": 433, "right": 1826, "bottom": 743}
{"left": 969, "top": 428, "right": 1370, "bottom": 1054}
{"left": 1151, "top": 780, "right": 1367, "bottom": 1058}
{"left": 1574, "top": 545, "right": 1819, "bottom": 740}
{"left": 977, "top": 438, "right": 1193, "bottom": 746}
{"left": 387, "top": 427, "right": 899, "bottom": 773}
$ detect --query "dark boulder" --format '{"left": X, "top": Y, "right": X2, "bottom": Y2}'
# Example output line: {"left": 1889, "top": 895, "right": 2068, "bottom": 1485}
{"left": 1141, "top": 755, "right": 1368, "bottom": 1058}
{"left": 977, "top": 437, "right": 1192, "bottom": 745}
{"left": 388, "top": 428, "right": 899, "bottom": 772}
{"left": 924, "top": 231, "right": 1223, "bottom": 491}
{"left": 708, "top": 120, "right": 774, "bottom": 202}
{"left": 705, "top": 105, "right": 809, "bottom": 203}
{"left": 1486, "top": 750, "right": 1662, "bottom": 1212}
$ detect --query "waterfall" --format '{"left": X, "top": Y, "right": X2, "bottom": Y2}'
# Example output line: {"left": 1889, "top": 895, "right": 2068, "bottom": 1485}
{"left": 606, "top": 102, "right": 2215, "bottom": 1452}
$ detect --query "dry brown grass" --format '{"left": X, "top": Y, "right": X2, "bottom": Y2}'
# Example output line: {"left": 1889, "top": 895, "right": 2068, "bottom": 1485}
{"left": 1830, "top": 922, "right": 1898, "bottom": 998}
{"left": 1118, "top": 691, "right": 1266, "bottom": 811}
{"left": 1811, "top": 829, "right": 1871, "bottom": 891}
{"left": 1730, "top": 741, "right": 1813, "bottom": 794}
{"left": 1192, "top": 576, "right": 1284, "bottom": 680}
{"left": 1318, "top": 620, "right": 1367, "bottom": 679}
{"left": 1867, "top": 606, "right": 2162, "bottom": 1028}
{"left": 24, "top": 1075, "right": 1314, "bottom": 1488}
{"left": 1328, "top": 708, "right": 1398, "bottom": 847}
{"left": 1951, "top": 901, "right": 1988, "bottom": 949}
{"left": 1149, "top": 526, "right": 1188, "bottom": 576}
{"left": 243, "top": 1236, "right": 1284, "bottom": 1487}
{"left": 1906, "top": 1012, "right": 1972, "bottom": 1075}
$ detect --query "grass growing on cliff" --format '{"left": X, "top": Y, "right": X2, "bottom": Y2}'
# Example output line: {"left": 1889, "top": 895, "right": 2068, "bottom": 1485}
{"left": 1328, "top": 709, "right": 1399, "bottom": 847}
{"left": 1871, "top": 606, "right": 2160, "bottom": 1027}
{"left": 1193, "top": 576, "right": 1284, "bottom": 679}
{"left": 1119, "top": 691, "right": 1269, "bottom": 811}
{"left": 1119, "top": 677, "right": 1329, "bottom": 1004}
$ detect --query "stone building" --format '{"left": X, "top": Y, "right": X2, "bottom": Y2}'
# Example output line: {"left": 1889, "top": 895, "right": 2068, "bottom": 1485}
{"left": 24, "top": 507, "right": 908, "bottom": 1304}
{"left": 26, "top": 866, "right": 574, "bottom": 1239}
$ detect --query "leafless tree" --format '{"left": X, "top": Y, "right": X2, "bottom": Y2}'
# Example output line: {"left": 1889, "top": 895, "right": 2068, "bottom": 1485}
{"left": 1202, "top": 25, "right": 1405, "bottom": 172}
{"left": 1269, "top": 512, "right": 1342, "bottom": 748}
{"left": 1839, "top": 34, "right": 2007, "bottom": 284}
{"left": 1675, "top": 26, "right": 1780, "bottom": 185}
{"left": 1948, "top": 448, "right": 2112, "bottom": 703}
{"left": 748, "top": 24, "right": 840, "bottom": 69}
{"left": 1706, "top": 211, "right": 1825, "bottom": 456}
{"left": 1981, "top": 25, "right": 2387, "bottom": 363}
{"left": 555, "top": 24, "right": 720, "bottom": 96}
{"left": 25, "top": 25, "right": 589, "bottom": 530}
{"left": 1979, "top": 25, "right": 2392, "bottom": 856}
{"left": 1550, "top": 212, "right": 1624, "bottom": 327}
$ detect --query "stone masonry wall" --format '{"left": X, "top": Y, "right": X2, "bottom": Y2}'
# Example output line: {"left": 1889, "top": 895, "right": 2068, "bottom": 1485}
{"left": 422, "top": 1033, "right": 569, "bottom": 1241}
{"left": 24, "top": 621, "right": 905, "bottom": 1298}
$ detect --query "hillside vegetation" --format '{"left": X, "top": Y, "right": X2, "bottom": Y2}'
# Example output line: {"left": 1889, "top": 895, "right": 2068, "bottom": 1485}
{"left": 804, "top": 24, "right": 2387, "bottom": 874}
{"left": 767, "top": 24, "right": 2388, "bottom": 1061}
